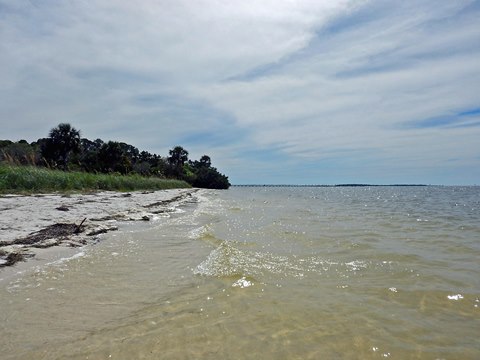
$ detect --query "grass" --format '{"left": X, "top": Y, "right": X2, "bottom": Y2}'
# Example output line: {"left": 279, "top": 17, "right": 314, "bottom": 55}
{"left": 0, "top": 165, "right": 191, "bottom": 194}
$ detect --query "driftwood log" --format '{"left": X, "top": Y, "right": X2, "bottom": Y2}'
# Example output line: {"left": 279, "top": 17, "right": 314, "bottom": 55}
{"left": 14, "top": 219, "right": 87, "bottom": 246}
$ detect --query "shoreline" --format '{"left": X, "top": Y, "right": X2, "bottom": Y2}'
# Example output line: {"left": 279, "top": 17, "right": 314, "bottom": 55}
{"left": 0, "top": 188, "right": 198, "bottom": 272}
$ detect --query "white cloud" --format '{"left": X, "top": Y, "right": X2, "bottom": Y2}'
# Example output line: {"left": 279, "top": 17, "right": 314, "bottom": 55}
{"left": 189, "top": 0, "right": 480, "bottom": 180}
{"left": 0, "top": 0, "right": 479, "bottom": 184}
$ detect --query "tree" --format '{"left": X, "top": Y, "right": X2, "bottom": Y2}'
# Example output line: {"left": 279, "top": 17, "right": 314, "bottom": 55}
{"left": 78, "top": 138, "right": 104, "bottom": 172}
{"left": 167, "top": 146, "right": 189, "bottom": 178}
{"left": 192, "top": 166, "right": 230, "bottom": 189}
{"left": 0, "top": 141, "right": 36, "bottom": 165}
{"left": 0, "top": 140, "right": 13, "bottom": 148}
{"left": 199, "top": 155, "right": 211, "bottom": 168}
{"left": 98, "top": 141, "right": 132, "bottom": 174}
{"left": 190, "top": 155, "right": 211, "bottom": 170}
{"left": 41, "top": 123, "right": 81, "bottom": 170}
{"left": 2, "top": 121, "right": 232, "bottom": 187}
{"left": 168, "top": 146, "right": 189, "bottom": 167}
{"left": 188, "top": 154, "right": 230, "bottom": 189}
{"left": 118, "top": 142, "right": 140, "bottom": 164}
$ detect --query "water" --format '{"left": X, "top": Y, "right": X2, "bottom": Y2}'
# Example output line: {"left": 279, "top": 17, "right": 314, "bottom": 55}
{"left": 1, "top": 186, "right": 479, "bottom": 359}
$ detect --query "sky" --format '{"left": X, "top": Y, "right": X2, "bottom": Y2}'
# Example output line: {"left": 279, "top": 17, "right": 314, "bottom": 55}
{"left": 1, "top": 0, "right": 479, "bottom": 185}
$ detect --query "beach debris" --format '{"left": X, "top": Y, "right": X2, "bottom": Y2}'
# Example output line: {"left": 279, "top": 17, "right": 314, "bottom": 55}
{"left": 144, "top": 193, "right": 188, "bottom": 208}
{"left": 0, "top": 249, "right": 29, "bottom": 267}
{"left": 86, "top": 224, "right": 118, "bottom": 236}
{"left": 13, "top": 221, "right": 87, "bottom": 246}
{"left": 0, "top": 238, "right": 15, "bottom": 246}
{"left": 75, "top": 218, "right": 87, "bottom": 233}
{"left": 0, "top": 219, "right": 118, "bottom": 265}
{"left": 66, "top": 239, "right": 88, "bottom": 247}
{"left": 150, "top": 209, "right": 170, "bottom": 214}
{"left": 90, "top": 213, "right": 128, "bottom": 221}
{"left": 32, "top": 238, "right": 60, "bottom": 248}
{"left": 0, "top": 189, "right": 195, "bottom": 268}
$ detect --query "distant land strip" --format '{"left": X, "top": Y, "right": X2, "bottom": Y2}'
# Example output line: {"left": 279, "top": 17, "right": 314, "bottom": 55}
{"left": 232, "top": 184, "right": 429, "bottom": 187}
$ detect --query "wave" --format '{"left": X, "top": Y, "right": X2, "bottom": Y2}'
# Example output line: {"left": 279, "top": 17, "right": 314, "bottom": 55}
{"left": 193, "top": 241, "right": 372, "bottom": 282}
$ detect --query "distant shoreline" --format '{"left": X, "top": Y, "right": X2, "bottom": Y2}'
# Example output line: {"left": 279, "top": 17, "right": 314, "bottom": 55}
{"left": 232, "top": 184, "right": 431, "bottom": 187}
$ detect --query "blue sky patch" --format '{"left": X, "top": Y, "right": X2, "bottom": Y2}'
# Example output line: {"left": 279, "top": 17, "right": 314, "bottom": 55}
{"left": 403, "top": 107, "right": 480, "bottom": 129}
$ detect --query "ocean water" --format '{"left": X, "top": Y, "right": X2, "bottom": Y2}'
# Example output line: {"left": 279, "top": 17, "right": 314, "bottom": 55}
{"left": 0, "top": 186, "right": 479, "bottom": 359}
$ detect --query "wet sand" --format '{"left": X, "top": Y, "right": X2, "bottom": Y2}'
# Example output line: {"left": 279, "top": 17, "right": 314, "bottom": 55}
{"left": 0, "top": 189, "right": 197, "bottom": 272}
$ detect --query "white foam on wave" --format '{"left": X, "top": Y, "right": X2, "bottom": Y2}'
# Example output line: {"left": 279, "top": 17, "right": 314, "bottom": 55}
{"left": 193, "top": 241, "right": 372, "bottom": 281}
{"left": 232, "top": 276, "right": 254, "bottom": 288}
{"left": 447, "top": 294, "right": 464, "bottom": 300}
{"left": 189, "top": 225, "right": 210, "bottom": 239}
{"left": 345, "top": 260, "right": 368, "bottom": 271}
{"left": 45, "top": 251, "right": 86, "bottom": 267}
{"left": 169, "top": 207, "right": 186, "bottom": 214}
{"left": 191, "top": 191, "right": 224, "bottom": 218}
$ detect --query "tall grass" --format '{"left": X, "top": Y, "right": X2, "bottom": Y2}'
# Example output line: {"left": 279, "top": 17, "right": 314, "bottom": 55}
{"left": 0, "top": 165, "right": 190, "bottom": 193}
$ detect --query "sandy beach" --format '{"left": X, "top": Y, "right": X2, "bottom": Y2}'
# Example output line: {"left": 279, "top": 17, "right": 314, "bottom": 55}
{"left": 0, "top": 188, "right": 197, "bottom": 271}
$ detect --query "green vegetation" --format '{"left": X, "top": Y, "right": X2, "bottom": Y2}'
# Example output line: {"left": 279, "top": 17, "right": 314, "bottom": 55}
{"left": 1, "top": 123, "right": 231, "bottom": 191}
{"left": 187, "top": 155, "right": 230, "bottom": 189}
{"left": 42, "top": 123, "right": 81, "bottom": 171}
{"left": 0, "top": 165, "right": 189, "bottom": 193}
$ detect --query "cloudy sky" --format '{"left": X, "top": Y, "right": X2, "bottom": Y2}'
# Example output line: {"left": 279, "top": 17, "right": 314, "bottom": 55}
{"left": 1, "top": 0, "right": 479, "bottom": 185}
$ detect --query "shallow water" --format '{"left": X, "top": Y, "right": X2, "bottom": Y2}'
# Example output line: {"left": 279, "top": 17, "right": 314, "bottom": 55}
{"left": 1, "top": 186, "right": 479, "bottom": 359}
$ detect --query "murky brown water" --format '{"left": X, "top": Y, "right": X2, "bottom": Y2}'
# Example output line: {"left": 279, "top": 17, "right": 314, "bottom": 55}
{"left": 1, "top": 187, "right": 479, "bottom": 359}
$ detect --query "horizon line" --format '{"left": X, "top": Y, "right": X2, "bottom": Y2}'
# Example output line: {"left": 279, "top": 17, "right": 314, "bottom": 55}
{"left": 230, "top": 184, "right": 477, "bottom": 187}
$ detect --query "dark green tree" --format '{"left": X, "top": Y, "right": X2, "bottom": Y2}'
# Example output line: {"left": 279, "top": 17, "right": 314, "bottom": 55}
{"left": 149, "top": 154, "right": 168, "bottom": 177}
{"left": 168, "top": 146, "right": 188, "bottom": 167}
{"left": 2, "top": 122, "right": 232, "bottom": 187}
{"left": 199, "top": 155, "right": 211, "bottom": 168}
{"left": 190, "top": 155, "right": 211, "bottom": 170}
{"left": 78, "top": 138, "right": 104, "bottom": 172}
{"left": 0, "top": 140, "right": 14, "bottom": 148}
{"left": 134, "top": 150, "right": 162, "bottom": 176}
{"left": 98, "top": 141, "right": 132, "bottom": 174}
{"left": 41, "top": 123, "right": 81, "bottom": 170}
{"left": 118, "top": 142, "right": 140, "bottom": 164}
{"left": 192, "top": 166, "right": 230, "bottom": 189}
{"left": 167, "top": 146, "right": 189, "bottom": 178}
{"left": 188, "top": 154, "right": 230, "bottom": 189}
{"left": 0, "top": 141, "right": 36, "bottom": 165}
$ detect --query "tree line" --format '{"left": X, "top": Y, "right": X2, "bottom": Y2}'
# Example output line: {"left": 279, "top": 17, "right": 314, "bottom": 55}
{"left": 0, "top": 123, "right": 230, "bottom": 189}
